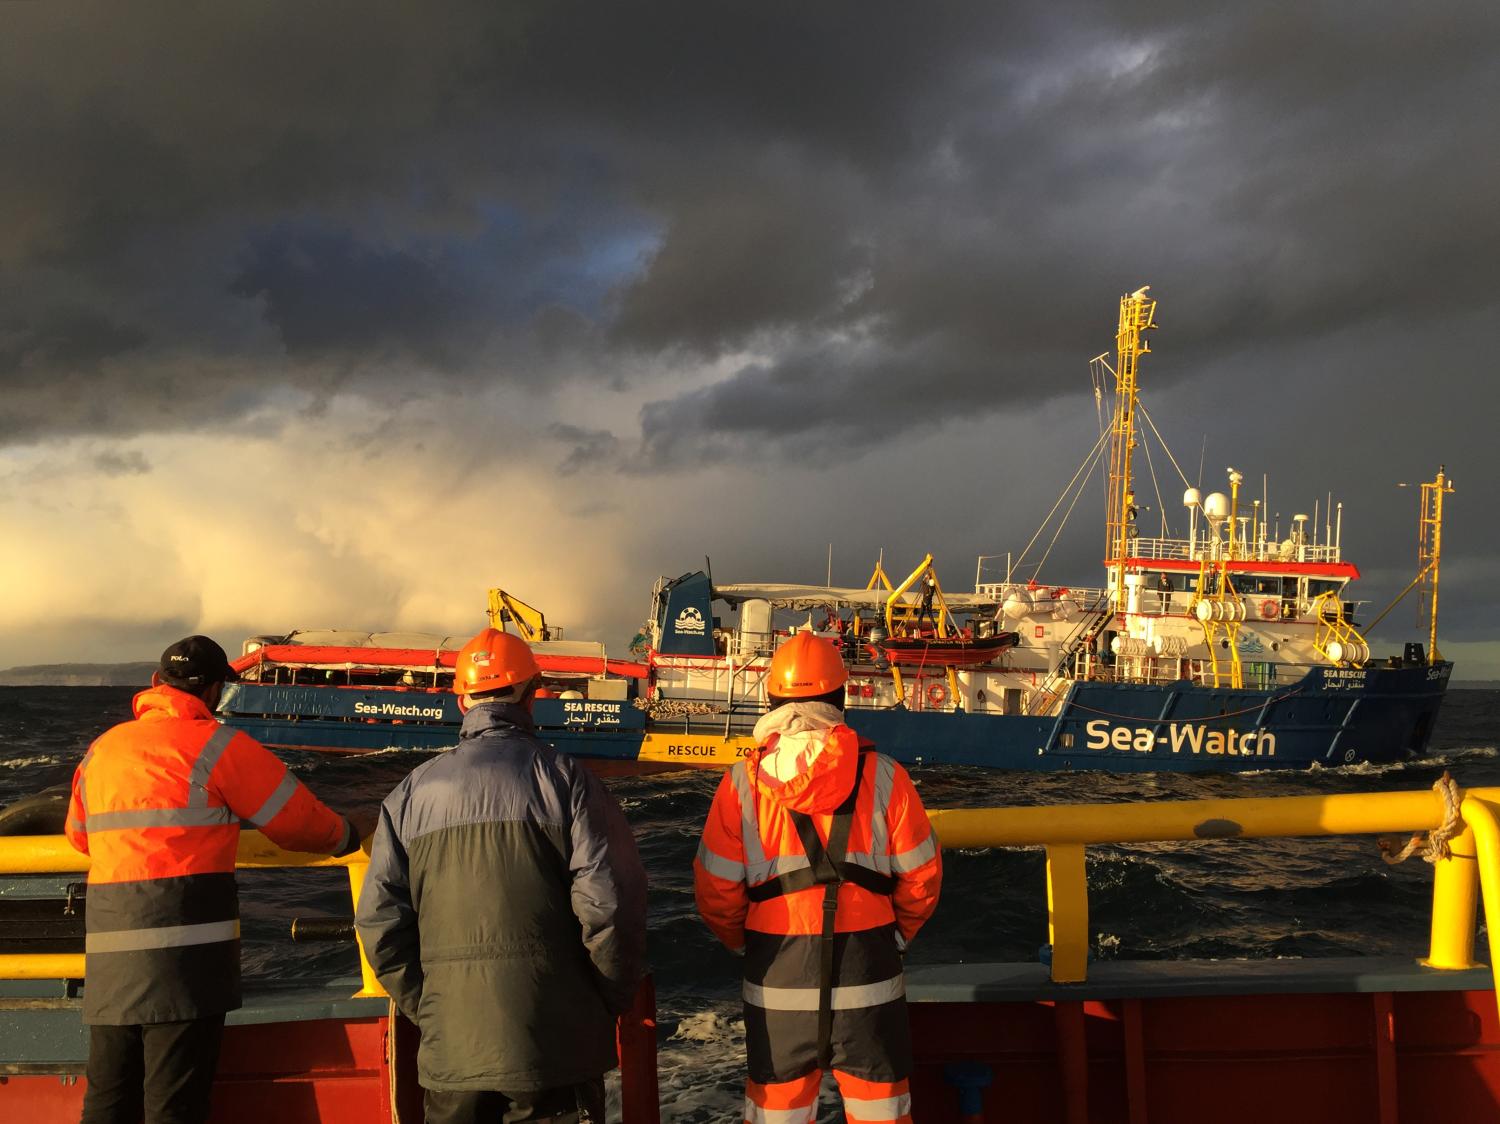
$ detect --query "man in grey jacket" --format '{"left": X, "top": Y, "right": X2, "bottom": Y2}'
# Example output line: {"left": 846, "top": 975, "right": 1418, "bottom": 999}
{"left": 356, "top": 628, "right": 647, "bottom": 1124}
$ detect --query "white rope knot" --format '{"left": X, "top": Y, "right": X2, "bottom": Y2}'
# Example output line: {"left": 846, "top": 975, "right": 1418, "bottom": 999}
{"left": 1379, "top": 772, "right": 1463, "bottom": 865}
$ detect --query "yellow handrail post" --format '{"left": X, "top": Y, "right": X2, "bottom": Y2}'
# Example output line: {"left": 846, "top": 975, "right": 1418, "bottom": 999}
{"left": 1046, "top": 844, "right": 1089, "bottom": 983}
{"left": 343, "top": 853, "right": 387, "bottom": 999}
{"left": 1456, "top": 797, "right": 1500, "bottom": 1028}
{"left": 1426, "top": 825, "right": 1479, "bottom": 970}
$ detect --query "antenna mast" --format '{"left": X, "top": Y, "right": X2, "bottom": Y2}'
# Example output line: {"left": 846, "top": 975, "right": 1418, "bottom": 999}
{"left": 1419, "top": 466, "right": 1454, "bottom": 661}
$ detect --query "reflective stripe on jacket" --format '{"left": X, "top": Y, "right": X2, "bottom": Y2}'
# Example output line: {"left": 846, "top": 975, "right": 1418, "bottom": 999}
{"left": 66, "top": 685, "right": 354, "bottom": 1024}
{"left": 694, "top": 728, "right": 942, "bottom": 948}
{"left": 694, "top": 717, "right": 941, "bottom": 1082}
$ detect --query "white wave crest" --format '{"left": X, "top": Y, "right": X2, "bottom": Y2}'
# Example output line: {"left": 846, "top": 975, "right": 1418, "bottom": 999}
{"left": 1, "top": 754, "right": 60, "bottom": 770}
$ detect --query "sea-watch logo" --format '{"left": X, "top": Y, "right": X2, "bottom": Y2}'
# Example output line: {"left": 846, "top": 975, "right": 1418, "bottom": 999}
{"left": 675, "top": 606, "right": 707, "bottom": 635}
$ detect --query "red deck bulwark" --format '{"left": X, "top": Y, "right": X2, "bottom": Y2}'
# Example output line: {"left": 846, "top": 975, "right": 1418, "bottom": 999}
{"left": 6, "top": 973, "right": 1494, "bottom": 1121}
{"left": 1, "top": 980, "right": 660, "bottom": 1124}
{"left": 908, "top": 987, "right": 1500, "bottom": 1123}
{"left": 1, "top": 1017, "right": 390, "bottom": 1122}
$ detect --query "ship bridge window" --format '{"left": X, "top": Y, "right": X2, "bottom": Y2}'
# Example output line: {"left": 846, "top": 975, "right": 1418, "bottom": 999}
{"left": 1308, "top": 579, "right": 1342, "bottom": 598}
{"left": 1244, "top": 576, "right": 1286, "bottom": 597}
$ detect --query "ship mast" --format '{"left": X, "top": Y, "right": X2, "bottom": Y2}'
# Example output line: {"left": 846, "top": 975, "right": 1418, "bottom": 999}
{"left": 1360, "top": 465, "right": 1455, "bottom": 664}
{"left": 1104, "top": 286, "right": 1158, "bottom": 608}
{"left": 1420, "top": 466, "right": 1453, "bottom": 661}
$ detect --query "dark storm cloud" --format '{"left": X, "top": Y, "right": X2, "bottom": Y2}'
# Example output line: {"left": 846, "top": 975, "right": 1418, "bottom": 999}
{"left": 632, "top": 334, "right": 1057, "bottom": 470}
{"left": 229, "top": 226, "right": 476, "bottom": 366}
{"left": 1, "top": 0, "right": 1496, "bottom": 461}
{"left": 0, "top": 306, "right": 146, "bottom": 380}
{"left": 615, "top": 3, "right": 1500, "bottom": 462}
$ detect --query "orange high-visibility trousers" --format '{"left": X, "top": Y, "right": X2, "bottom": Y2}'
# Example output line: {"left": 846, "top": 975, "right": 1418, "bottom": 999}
{"left": 745, "top": 1070, "right": 912, "bottom": 1124}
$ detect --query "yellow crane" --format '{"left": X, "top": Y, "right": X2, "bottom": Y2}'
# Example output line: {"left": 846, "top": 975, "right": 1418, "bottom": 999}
{"left": 486, "top": 589, "right": 555, "bottom": 642}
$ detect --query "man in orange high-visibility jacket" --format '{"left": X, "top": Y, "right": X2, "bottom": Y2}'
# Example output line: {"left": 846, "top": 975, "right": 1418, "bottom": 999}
{"left": 66, "top": 635, "right": 363, "bottom": 1124}
{"left": 695, "top": 632, "right": 942, "bottom": 1124}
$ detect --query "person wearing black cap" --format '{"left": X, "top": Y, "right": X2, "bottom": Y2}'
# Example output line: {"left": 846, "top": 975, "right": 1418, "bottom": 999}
{"left": 65, "top": 635, "right": 367, "bottom": 1124}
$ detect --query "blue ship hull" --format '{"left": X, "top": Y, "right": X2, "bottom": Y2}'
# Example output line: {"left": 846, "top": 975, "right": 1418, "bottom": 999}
{"left": 848, "top": 661, "right": 1450, "bottom": 771}
{"left": 219, "top": 661, "right": 1450, "bottom": 773}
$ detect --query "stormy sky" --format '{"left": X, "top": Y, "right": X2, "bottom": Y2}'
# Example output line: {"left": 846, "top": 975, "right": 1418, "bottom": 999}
{"left": 2, "top": 2, "right": 1497, "bottom": 674}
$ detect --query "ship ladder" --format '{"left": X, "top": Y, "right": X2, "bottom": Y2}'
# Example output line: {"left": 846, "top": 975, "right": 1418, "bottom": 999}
{"left": 1026, "top": 595, "right": 1113, "bottom": 716}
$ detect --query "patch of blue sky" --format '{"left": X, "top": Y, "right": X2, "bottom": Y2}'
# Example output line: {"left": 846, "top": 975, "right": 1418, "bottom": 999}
{"left": 466, "top": 198, "right": 661, "bottom": 323}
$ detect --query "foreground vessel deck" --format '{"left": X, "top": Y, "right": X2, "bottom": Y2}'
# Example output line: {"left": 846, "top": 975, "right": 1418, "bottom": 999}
{"left": 5, "top": 781, "right": 1498, "bottom": 1120}
{"left": 4, "top": 959, "right": 1496, "bottom": 1122}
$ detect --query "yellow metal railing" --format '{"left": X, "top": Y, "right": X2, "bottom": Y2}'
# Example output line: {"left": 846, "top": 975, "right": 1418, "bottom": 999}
{"left": 0, "top": 833, "right": 386, "bottom": 999}
{"left": 927, "top": 783, "right": 1498, "bottom": 1005}
{"left": 4, "top": 785, "right": 1496, "bottom": 1019}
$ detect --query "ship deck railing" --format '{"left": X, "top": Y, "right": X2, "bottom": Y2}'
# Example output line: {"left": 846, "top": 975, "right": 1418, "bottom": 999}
{"left": 4, "top": 783, "right": 1498, "bottom": 1122}
{"left": 976, "top": 536, "right": 1345, "bottom": 590}
{"left": 0, "top": 833, "right": 662, "bottom": 1121}
{"left": 5, "top": 788, "right": 1485, "bottom": 994}
{"left": 926, "top": 782, "right": 1497, "bottom": 994}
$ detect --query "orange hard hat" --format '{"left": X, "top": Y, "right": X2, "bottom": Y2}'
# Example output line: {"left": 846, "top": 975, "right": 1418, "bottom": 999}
{"left": 453, "top": 628, "right": 540, "bottom": 696}
{"left": 767, "top": 631, "right": 848, "bottom": 699}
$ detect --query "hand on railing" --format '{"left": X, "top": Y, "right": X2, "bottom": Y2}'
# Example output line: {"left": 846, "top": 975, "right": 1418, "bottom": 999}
{"left": 345, "top": 809, "right": 380, "bottom": 846}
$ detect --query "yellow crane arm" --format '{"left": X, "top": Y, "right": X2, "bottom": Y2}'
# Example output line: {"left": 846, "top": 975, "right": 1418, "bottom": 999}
{"left": 884, "top": 555, "right": 951, "bottom": 638}
{"left": 486, "top": 588, "right": 552, "bottom": 641}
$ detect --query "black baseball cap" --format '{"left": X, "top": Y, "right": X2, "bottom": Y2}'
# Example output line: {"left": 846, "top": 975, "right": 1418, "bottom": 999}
{"left": 158, "top": 635, "right": 239, "bottom": 689}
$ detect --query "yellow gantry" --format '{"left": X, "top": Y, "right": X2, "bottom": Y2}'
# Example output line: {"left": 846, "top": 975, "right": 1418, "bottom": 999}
{"left": 1311, "top": 589, "right": 1370, "bottom": 668}
{"left": 879, "top": 554, "right": 958, "bottom": 708}
{"left": 884, "top": 554, "right": 951, "bottom": 640}
{"left": 1189, "top": 469, "right": 1248, "bottom": 688}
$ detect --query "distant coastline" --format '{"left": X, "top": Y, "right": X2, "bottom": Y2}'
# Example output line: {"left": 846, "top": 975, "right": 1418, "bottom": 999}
{"left": 0, "top": 662, "right": 156, "bottom": 687}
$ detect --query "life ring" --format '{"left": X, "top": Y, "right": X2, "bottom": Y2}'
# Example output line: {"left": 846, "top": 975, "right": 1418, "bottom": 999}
{"left": 1259, "top": 598, "right": 1280, "bottom": 621}
{"left": 926, "top": 681, "right": 950, "bottom": 708}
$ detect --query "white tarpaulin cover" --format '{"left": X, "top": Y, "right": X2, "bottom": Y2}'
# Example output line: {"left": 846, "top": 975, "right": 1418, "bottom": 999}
{"left": 712, "top": 583, "right": 1000, "bottom": 612}
{"left": 280, "top": 630, "right": 468, "bottom": 650}
{"left": 272, "top": 632, "right": 605, "bottom": 657}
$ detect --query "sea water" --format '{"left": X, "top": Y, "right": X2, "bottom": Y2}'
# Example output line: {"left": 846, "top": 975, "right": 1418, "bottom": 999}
{"left": 4, "top": 686, "right": 1497, "bottom": 1121}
